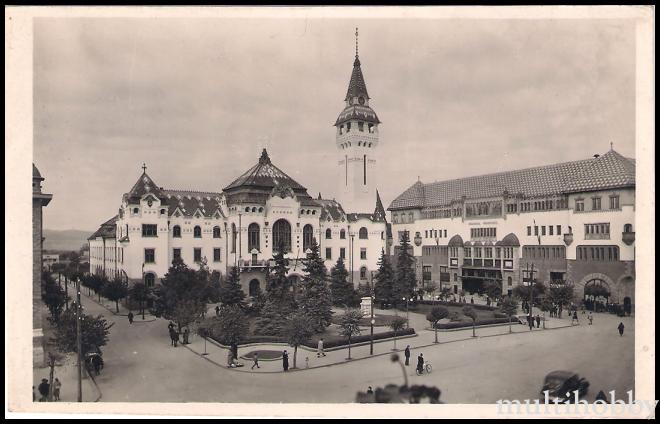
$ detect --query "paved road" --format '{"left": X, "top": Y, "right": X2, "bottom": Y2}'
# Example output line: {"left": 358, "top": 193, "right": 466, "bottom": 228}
{"left": 82, "top": 293, "right": 634, "bottom": 403}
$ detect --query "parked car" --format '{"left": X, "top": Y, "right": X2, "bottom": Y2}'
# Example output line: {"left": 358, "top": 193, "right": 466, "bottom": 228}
{"left": 540, "top": 370, "right": 589, "bottom": 403}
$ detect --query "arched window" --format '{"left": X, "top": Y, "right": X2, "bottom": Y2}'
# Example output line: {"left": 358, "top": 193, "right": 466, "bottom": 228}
{"left": 273, "top": 219, "right": 291, "bottom": 253}
{"left": 248, "top": 223, "right": 260, "bottom": 252}
{"left": 249, "top": 279, "right": 261, "bottom": 297}
{"left": 231, "top": 223, "right": 237, "bottom": 253}
{"left": 340, "top": 229, "right": 346, "bottom": 239}
{"left": 359, "top": 227, "right": 368, "bottom": 239}
{"left": 213, "top": 226, "right": 221, "bottom": 238}
{"left": 173, "top": 225, "right": 181, "bottom": 238}
{"left": 624, "top": 223, "right": 633, "bottom": 233}
{"left": 144, "top": 272, "right": 156, "bottom": 288}
{"left": 325, "top": 228, "right": 332, "bottom": 239}
{"left": 194, "top": 226, "right": 202, "bottom": 238}
{"left": 360, "top": 267, "right": 367, "bottom": 280}
{"left": 303, "top": 224, "right": 314, "bottom": 251}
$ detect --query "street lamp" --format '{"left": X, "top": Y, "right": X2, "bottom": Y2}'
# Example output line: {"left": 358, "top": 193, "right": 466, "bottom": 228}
{"left": 402, "top": 296, "right": 412, "bottom": 329}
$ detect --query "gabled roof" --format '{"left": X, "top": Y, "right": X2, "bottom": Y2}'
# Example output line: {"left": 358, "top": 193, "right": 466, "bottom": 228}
{"left": 317, "top": 199, "right": 347, "bottom": 222}
{"left": 88, "top": 215, "right": 118, "bottom": 240}
{"left": 223, "top": 149, "right": 307, "bottom": 192}
{"left": 125, "top": 172, "right": 165, "bottom": 202}
{"left": 388, "top": 150, "right": 636, "bottom": 211}
{"left": 163, "top": 189, "right": 225, "bottom": 218}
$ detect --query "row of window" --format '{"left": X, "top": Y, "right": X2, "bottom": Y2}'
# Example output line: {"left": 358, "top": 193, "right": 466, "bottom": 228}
{"left": 424, "top": 229, "right": 448, "bottom": 239}
{"left": 575, "top": 195, "right": 619, "bottom": 212}
{"left": 463, "top": 247, "right": 514, "bottom": 259}
{"left": 470, "top": 227, "right": 496, "bottom": 239}
{"left": 527, "top": 225, "right": 563, "bottom": 237}
{"left": 522, "top": 245, "right": 566, "bottom": 260}
{"left": 338, "top": 121, "right": 376, "bottom": 135}
{"left": 518, "top": 198, "right": 568, "bottom": 213}
{"left": 584, "top": 223, "right": 610, "bottom": 237}
{"left": 576, "top": 246, "right": 620, "bottom": 261}
{"left": 144, "top": 247, "right": 223, "bottom": 264}
{"left": 421, "top": 208, "right": 462, "bottom": 219}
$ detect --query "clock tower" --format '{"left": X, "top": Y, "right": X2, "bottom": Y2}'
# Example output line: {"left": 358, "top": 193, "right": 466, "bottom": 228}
{"left": 335, "top": 29, "right": 381, "bottom": 213}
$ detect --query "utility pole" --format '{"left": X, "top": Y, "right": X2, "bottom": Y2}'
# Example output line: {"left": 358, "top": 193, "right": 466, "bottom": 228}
{"left": 76, "top": 278, "right": 83, "bottom": 402}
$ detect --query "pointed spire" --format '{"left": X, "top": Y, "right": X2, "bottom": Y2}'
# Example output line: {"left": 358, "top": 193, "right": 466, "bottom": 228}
{"left": 610, "top": 141, "right": 614, "bottom": 151}
{"left": 345, "top": 28, "right": 369, "bottom": 101}
{"left": 373, "top": 190, "right": 386, "bottom": 222}
{"left": 259, "top": 148, "right": 271, "bottom": 165}
{"left": 355, "top": 27, "right": 359, "bottom": 58}
{"left": 318, "top": 192, "right": 322, "bottom": 200}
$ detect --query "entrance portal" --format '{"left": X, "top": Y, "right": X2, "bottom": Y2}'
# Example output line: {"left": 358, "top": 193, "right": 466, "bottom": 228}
{"left": 583, "top": 279, "right": 611, "bottom": 312}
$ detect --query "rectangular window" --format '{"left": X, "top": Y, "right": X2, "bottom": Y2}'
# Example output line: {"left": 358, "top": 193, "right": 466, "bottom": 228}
{"left": 173, "top": 248, "right": 181, "bottom": 261}
{"left": 444, "top": 230, "right": 447, "bottom": 238}
{"left": 194, "top": 248, "right": 202, "bottom": 263}
{"left": 464, "top": 248, "right": 472, "bottom": 258}
{"left": 534, "top": 226, "right": 539, "bottom": 236}
{"left": 549, "top": 226, "right": 553, "bottom": 236}
{"left": 142, "top": 224, "right": 158, "bottom": 237}
{"left": 425, "top": 230, "right": 428, "bottom": 238}
{"left": 340, "top": 247, "right": 346, "bottom": 260}
{"left": 485, "top": 247, "right": 493, "bottom": 258}
{"left": 527, "top": 226, "right": 532, "bottom": 236}
{"left": 576, "top": 200, "right": 584, "bottom": 212}
{"left": 495, "top": 248, "right": 501, "bottom": 259}
{"left": 213, "top": 248, "right": 221, "bottom": 262}
{"left": 474, "top": 247, "right": 482, "bottom": 258}
{"left": 557, "top": 225, "right": 562, "bottom": 235}
{"left": 360, "top": 248, "right": 367, "bottom": 260}
{"left": 144, "top": 248, "right": 155, "bottom": 263}
{"left": 541, "top": 226, "right": 546, "bottom": 236}
{"left": 610, "top": 195, "right": 620, "bottom": 209}
{"left": 592, "top": 197, "right": 601, "bottom": 210}
{"left": 358, "top": 121, "right": 364, "bottom": 132}
{"left": 326, "top": 248, "right": 332, "bottom": 260}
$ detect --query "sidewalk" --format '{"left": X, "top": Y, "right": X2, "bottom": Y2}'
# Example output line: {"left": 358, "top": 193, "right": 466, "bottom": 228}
{"left": 183, "top": 311, "right": 574, "bottom": 374}
{"left": 33, "top": 354, "right": 100, "bottom": 403}
{"left": 79, "top": 288, "right": 157, "bottom": 322}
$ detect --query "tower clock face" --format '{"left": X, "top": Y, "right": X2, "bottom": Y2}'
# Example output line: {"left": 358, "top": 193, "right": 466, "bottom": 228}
{"left": 358, "top": 96, "right": 365, "bottom": 105}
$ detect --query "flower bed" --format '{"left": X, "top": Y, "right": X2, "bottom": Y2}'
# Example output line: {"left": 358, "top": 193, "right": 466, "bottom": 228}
{"left": 240, "top": 350, "right": 283, "bottom": 360}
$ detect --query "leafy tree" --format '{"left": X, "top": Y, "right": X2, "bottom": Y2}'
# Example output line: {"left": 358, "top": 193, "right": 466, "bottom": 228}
{"left": 393, "top": 232, "right": 416, "bottom": 306}
{"left": 337, "top": 308, "right": 363, "bottom": 360}
{"left": 151, "top": 257, "right": 210, "bottom": 332}
{"left": 329, "top": 256, "right": 359, "bottom": 307}
{"left": 219, "top": 266, "right": 246, "bottom": 309}
{"left": 42, "top": 271, "right": 66, "bottom": 322}
{"left": 483, "top": 279, "right": 503, "bottom": 302}
{"left": 298, "top": 240, "right": 333, "bottom": 333}
{"left": 206, "top": 305, "right": 249, "bottom": 356}
{"left": 103, "top": 277, "right": 128, "bottom": 313}
{"left": 54, "top": 308, "right": 112, "bottom": 355}
{"left": 128, "top": 282, "right": 150, "bottom": 318}
{"left": 547, "top": 281, "right": 575, "bottom": 318}
{"left": 512, "top": 280, "right": 546, "bottom": 308}
{"left": 282, "top": 312, "right": 314, "bottom": 369}
{"left": 462, "top": 306, "right": 478, "bottom": 338}
{"left": 51, "top": 262, "right": 67, "bottom": 274}
{"left": 422, "top": 282, "right": 438, "bottom": 300}
{"left": 373, "top": 250, "right": 395, "bottom": 307}
{"left": 499, "top": 296, "right": 518, "bottom": 333}
{"left": 426, "top": 306, "right": 449, "bottom": 343}
{"left": 388, "top": 316, "right": 408, "bottom": 350}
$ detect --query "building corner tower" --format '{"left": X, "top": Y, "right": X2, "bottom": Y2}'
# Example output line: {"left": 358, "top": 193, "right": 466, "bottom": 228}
{"left": 335, "top": 28, "right": 381, "bottom": 213}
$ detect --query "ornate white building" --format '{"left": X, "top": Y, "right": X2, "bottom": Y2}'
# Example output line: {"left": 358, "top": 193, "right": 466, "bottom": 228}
{"left": 89, "top": 41, "right": 390, "bottom": 295}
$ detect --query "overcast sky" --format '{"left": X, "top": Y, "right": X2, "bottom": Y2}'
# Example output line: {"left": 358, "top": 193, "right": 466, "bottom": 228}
{"left": 34, "top": 17, "right": 636, "bottom": 231}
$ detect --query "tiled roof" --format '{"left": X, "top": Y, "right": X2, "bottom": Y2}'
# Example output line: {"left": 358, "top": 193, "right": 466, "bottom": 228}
{"left": 163, "top": 189, "right": 225, "bottom": 218}
{"left": 346, "top": 56, "right": 369, "bottom": 101}
{"left": 347, "top": 213, "right": 379, "bottom": 223}
{"left": 496, "top": 233, "right": 521, "bottom": 247}
{"left": 448, "top": 234, "right": 464, "bottom": 247}
{"left": 373, "top": 191, "right": 387, "bottom": 223}
{"left": 224, "top": 149, "right": 307, "bottom": 192}
{"left": 88, "top": 215, "right": 118, "bottom": 240}
{"left": 125, "top": 172, "right": 165, "bottom": 202}
{"left": 334, "top": 105, "right": 380, "bottom": 126}
{"left": 317, "top": 199, "right": 347, "bottom": 222}
{"left": 388, "top": 150, "right": 636, "bottom": 210}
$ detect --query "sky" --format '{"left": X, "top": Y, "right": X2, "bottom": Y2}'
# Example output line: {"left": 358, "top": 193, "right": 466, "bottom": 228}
{"left": 33, "top": 16, "right": 636, "bottom": 231}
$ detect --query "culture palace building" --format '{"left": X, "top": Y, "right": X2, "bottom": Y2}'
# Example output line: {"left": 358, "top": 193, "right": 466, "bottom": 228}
{"left": 89, "top": 38, "right": 390, "bottom": 295}
{"left": 388, "top": 148, "right": 636, "bottom": 313}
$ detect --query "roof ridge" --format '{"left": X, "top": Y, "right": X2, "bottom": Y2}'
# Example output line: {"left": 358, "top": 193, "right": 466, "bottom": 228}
{"left": 164, "top": 188, "right": 222, "bottom": 196}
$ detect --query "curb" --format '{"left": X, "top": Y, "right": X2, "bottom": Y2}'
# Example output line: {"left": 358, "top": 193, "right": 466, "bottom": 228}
{"left": 81, "top": 292, "right": 157, "bottom": 322}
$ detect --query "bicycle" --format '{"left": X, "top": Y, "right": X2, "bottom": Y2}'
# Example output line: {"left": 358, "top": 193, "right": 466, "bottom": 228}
{"left": 416, "top": 362, "right": 432, "bottom": 375}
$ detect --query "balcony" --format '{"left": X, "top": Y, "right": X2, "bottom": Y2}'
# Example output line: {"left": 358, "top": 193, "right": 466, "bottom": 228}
{"left": 585, "top": 233, "right": 610, "bottom": 240}
{"left": 238, "top": 259, "right": 269, "bottom": 269}
{"left": 622, "top": 231, "right": 635, "bottom": 245}
{"left": 563, "top": 233, "right": 573, "bottom": 246}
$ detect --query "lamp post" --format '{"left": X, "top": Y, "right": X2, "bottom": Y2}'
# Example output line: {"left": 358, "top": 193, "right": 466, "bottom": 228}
{"left": 403, "top": 296, "right": 411, "bottom": 329}
{"left": 141, "top": 263, "right": 146, "bottom": 320}
{"left": 75, "top": 278, "right": 83, "bottom": 402}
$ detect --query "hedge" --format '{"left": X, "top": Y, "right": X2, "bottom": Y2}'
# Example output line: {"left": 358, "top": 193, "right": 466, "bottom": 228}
{"left": 317, "top": 328, "right": 417, "bottom": 349}
{"left": 434, "top": 317, "right": 512, "bottom": 329}
{"left": 417, "top": 300, "right": 496, "bottom": 311}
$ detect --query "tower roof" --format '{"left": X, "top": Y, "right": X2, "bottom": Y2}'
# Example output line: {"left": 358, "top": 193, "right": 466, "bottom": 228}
{"left": 223, "top": 149, "right": 307, "bottom": 192}
{"left": 345, "top": 56, "right": 370, "bottom": 101}
{"left": 124, "top": 167, "right": 165, "bottom": 203}
{"left": 373, "top": 190, "right": 387, "bottom": 222}
{"left": 32, "top": 163, "right": 43, "bottom": 180}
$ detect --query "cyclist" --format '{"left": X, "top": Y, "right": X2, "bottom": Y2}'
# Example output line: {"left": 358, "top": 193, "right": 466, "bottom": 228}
{"left": 416, "top": 353, "right": 424, "bottom": 375}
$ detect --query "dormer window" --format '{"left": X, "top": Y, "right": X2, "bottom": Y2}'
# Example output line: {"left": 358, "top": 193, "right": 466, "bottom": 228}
{"left": 358, "top": 121, "right": 364, "bottom": 132}
{"left": 133, "top": 207, "right": 139, "bottom": 214}
{"left": 160, "top": 209, "right": 166, "bottom": 215}
{"left": 368, "top": 123, "right": 374, "bottom": 133}
{"left": 346, "top": 122, "right": 351, "bottom": 132}
{"left": 339, "top": 125, "right": 344, "bottom": 135}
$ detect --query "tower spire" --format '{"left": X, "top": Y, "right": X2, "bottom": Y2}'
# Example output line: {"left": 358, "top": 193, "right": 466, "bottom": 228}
{"left": 355, "top": 27, "right": 359, "bottom": 58}
{"left": 142, "top": 163, "right": 147, "bottom": 174}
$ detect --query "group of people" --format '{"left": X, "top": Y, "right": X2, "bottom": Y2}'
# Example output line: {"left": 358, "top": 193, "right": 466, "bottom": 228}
{"left": 167, "top": 322, "right": 190, "bottom": 347}
{"left": 526, "top": 314, "right": 542, "bottom": 329}
{"left": 34, "top": 378, "right": 62, "bottom": 402}
{"left": 404, "top": 345, "right": 427, "bottom": 375}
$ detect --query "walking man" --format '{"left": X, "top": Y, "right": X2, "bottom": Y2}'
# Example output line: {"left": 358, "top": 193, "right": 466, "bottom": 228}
{"left": 182, "top": 328, "right": 190, "bottom": 345}
{"left": 535, "top": 314, "right": 541, "bottom": 328}
{"left": 38, "top": 378, "right": 49, "bottom": 402}
{"left": 251, "top": 353, "right": 260, "bottom": 370}
{"left": 128, "top": 311, "right": 134, "bottom": 324}
{"left": 317, "top": 338, "right": 326, "bottom": 357}
{"left": 416, "top": 353, "right": 425, "bottom": 375}
{"left": 572, "top": 310, "right": 579, "bottom": 325}
{"left": 53, "top": 378, "right": 62, "bottom": 401}
{"left": 215, "top": 305, "right": 220, "bottom": 317}
{"left": 618, "top": 322, "right": 625, "bottom": 336}
{"left": 404, "top": 345, "right": 411, "bottom": 366}
{"left": 282, "top": 350, "right": 289, "bottom": 372}
{"left": 527, "top": 315, "right": 534, "bottom": 330}
{"left": 588, "top": 312, "right": 593, "bottom": 325}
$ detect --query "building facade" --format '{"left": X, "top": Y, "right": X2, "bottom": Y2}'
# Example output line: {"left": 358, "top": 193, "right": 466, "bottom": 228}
{"left": 33, "top": 164, "right": 52, "bottom": 366}
{"left": 89, "top": 42, "right": 389, "bottom": 293}
{"left": 388, "top": 150, "right": 635, "bottom": 312}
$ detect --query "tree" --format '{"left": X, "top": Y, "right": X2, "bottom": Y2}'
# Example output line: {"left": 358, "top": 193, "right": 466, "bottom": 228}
{"left": 128, "top": 282, "right": 150, "bottom": 318}
{"left": 547, "top": 281, "right": 575, "bottom": 318}
{"left": 373, "top": 250, "right": 395, "bottom": 307}
{"left": 483, "top": 279, "right": 503, "bottom": 302}
{"left": 337, "top": 308, "right": 363, "bottom": 360}
{"left": 219, "top": 266, "right": 246, "bottom": 309}
{"left": 499, "top": 296, "right": 518, "bottom": 333}
{"left": 512, "top": 280, "right": 546, "bottom": 308}
{"left": 426, "top": 306, "right": 449, "bottom": 343}
{"left": 393, "top": 232, "right": 416, "bottom": 306}
{"left": 266, "top": 240, "right": 295, "bottom": 307}
{"left": 388, "top": 316, "right": 407, "bottom": 350}
{"left": 103, "top": 277, "right": 128, "bottom": 313}
{"left": 282, "top": 312, "right": 314, "bottom": 369}
{"left": 462, "top": 306, "right": 478, "bottom": 337}
{"left": 329, "top": 257, "right": 360, "bottom": 307}
{"left": 54, "top": 308, "right": 112, "bottom": 356}
{"left": 151, "top": 257, "right": 210, "bottom": 332}
{"left": 206, "top": 305, "right": 249, "bottom": 357}
{"left": 253, "top": 298, "right": 288, "bottom": 336}
{"left": 247, "top": 284, "right": 266, "bottom": 317}
{"left": 42, "top": 271, "right": 66, "bottom": 322}
{"left": 298, "top": 240, "right": 333, "bottom": 333}
{"left": 422, "top": 282, "right": 438, "bottom": 300}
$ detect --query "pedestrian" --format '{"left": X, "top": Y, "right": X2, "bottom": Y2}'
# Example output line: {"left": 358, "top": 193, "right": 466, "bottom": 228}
{"left": 227, "top": 350, "right": 234, "bottom": 368}
{"left": 535, "top": 314, "right": 541, "bottom": 328}
{"left": 168, "top": 321, "right": 175, "bottom": 331}
{"left": 618, "top": 322, "right": 625, "bottom": 336}
{"left": 470, "top": 297, "right": 474, "bottom": 304}
{"left": 572, "top": 311, "right": 579, "bottom": 325}
{"left": 38, "top": 378, "right": 49, "bottom": 402}
{"left": 305, "top": 357, "right": 309, "bottom": 369}
{"left": 53, "top": 378, "right": 61, "bottom": 401}
{"left": 416, "top": 353, "right": 425, "bottom": 375}
{"left": 92, "top": 356, "right": 102, "bottom": 375}
{"left": 282, "top": 350, "right": 289, "bottom": 372}
{"left": 173, "top": 330, "right": 180, "bottom": 347}
{"left": 32, "top": 386, "right": 36, "bottom": 402}
{"left": 404, "top": 345, "right": 411, "bottom": 366}
{"left": 595, "top": 390, "right": 608, "bottom": 403}
{"left": 183, "top": 328, "right": 190, "bottom": 345}
{"left": 367, "top": 386, "right": 374, "bottom": 394}
{"left": 317, "top": 338, "right": 326, "bottom": 357}
{"left": 251, "top": 353, "right": 260, "bottom": 370}
{"left": 588, "top": 312, "right": 593, "bottom": 325}
{"left": 169, "top": 328, "right": 177, "bottom": 346}
{"left": 215, "top": 305, "right": 220, "bottom": 316}
{"left": 128, "top": 311, "right": 134, "bottom": 324}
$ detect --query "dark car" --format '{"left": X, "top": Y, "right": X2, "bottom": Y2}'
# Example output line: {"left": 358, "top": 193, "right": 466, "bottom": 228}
{"left": 540, "top": 371, "right": 589, "bottom": 403}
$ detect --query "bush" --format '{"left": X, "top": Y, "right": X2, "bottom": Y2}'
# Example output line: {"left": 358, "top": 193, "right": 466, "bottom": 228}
{"left": 417, "top": 300, "right": 496, "bottom": 311}
{"left": 449, "top": 312, "right": 461, "bottom": 322}
{"left": 434, "top": 317, "right": 511, "bottom": 329}
{"left": 319, "top": 328, "right": 416, "bottom": 349}
{"left": 493, "top": 312, "right": 507, "bottom": 319}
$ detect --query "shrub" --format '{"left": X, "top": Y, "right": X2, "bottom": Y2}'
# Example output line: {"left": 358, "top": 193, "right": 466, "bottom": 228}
{"left": 417, "top": 300, "right": 495, "bottom": 311}
{"left": 319, "top": 328, "right": 416, "bottom": 349}
{"left": 449, "top": 312, "right": 461, "bottom": 322}
{"left": 435, "top": 317, "right": 511, "bottom": 329}
{"left": 493, "top": 312, "right": 507, "bottom": 319}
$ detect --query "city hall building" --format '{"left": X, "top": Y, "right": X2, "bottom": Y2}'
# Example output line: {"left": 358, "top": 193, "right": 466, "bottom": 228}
{"left": 388, "top": 149, "right": 636, "bottom": 313}
{"left": 89, "top": 43, "right": 391, "bottom": 295}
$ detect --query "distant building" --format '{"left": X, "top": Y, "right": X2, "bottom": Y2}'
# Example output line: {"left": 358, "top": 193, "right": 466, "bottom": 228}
{"left": 388, "top": 149, "right": 635, "bottom": 313}
{"left": 42, "top": 254, "right": 60, "bottom": 270}
{"left": 33, "top": 164, "right": 52, "bottom": 366}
